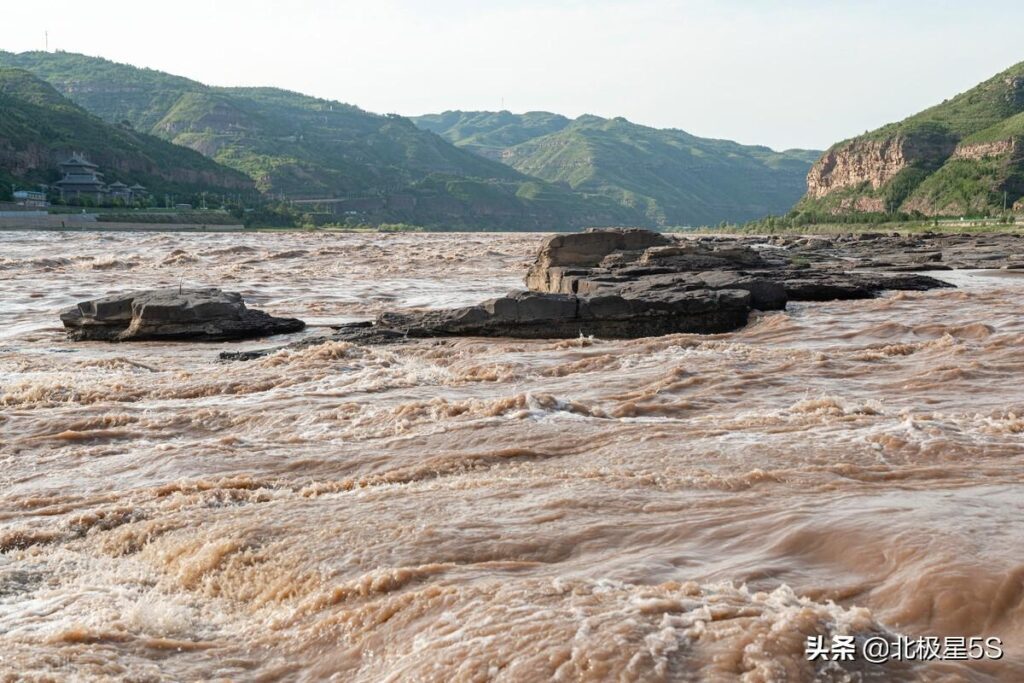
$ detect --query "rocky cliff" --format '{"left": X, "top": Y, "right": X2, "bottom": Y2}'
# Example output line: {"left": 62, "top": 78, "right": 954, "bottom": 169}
{"left": 798, "top": 61, "right": 1024, "bottom": 217}
{"left": 806, "top": 133, "right": 955, "bottom": 199}
{"left": 951, "top": 138, "right": 1019, "bottom": 160}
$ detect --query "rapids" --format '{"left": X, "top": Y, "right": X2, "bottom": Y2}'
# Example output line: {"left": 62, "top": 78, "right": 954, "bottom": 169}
{"left": 0, "top": 231, "right": 1022, "bottom": 681}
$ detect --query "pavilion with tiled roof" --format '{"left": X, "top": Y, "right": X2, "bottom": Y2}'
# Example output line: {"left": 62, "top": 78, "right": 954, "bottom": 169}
{"left": 54, "top": 154, "right": 107, "bottom": 202}
{"left": 107, "top": 181, "right": 130, "bottom": 201}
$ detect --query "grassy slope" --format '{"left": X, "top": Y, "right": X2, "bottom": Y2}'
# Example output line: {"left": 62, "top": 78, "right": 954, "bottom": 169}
{"left": 0, "top": 68, "right": 253, "bottom": 196}
{"left": 961, "top": 110, "right": 1024, "bottom": 145}
{"left": 412, "top": 111, "right": 572, "bottom": 158}
{"left": 0, "top": 51, "right": 641, "bottom": 229}
{"left": 415, "top": 110, "right": 818, "bottom": 226}
{"left": 504, "top": 116, "right": 816, "bottom": 226}
{"left": 864, "top": 62, "right": 1024, "bottom": 143}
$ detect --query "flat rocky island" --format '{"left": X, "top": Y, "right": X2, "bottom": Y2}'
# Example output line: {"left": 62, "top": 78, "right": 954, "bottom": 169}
{"left": 220, "top": 228, "right": 1024, "bottom": 359}
{"left": 61, "top": 287, "right": 305, "bottom": 342}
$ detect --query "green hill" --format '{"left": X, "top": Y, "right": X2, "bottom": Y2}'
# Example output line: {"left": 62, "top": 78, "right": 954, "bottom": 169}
{"left": 0, "top": 67, "right": 254, "bottom": 200}
{"left": 413, "top": 111, "right": 572, "bottom": 160}
{"left": 0, "top": 51, "right": 641, "bottom": 229}
{"left": 413, "top": 110, "right": 819, "bottom": 226}
{"left": 800, "top": 61, "right": 1024, "bottom": 217}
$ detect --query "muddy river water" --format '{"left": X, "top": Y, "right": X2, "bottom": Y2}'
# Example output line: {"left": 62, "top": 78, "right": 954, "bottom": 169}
{"left": 1, "top": 231, "right": 1022, "bottom": 682}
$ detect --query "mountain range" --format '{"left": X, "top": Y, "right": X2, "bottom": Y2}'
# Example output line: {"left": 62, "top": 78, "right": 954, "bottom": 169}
{"left": 1, "top": 51, "right": 651, "bottom": 229}
{"left": 0, "top": 50, "right": 817, "bottom": 228}
{"left": 414, "top": 111, "right": 819, "bottom": 225}
{"left": 799, "top": 60, "right": 1024, "bottom": 216}
{"left": 11, "top": 50, "right": 1018, "bottom": 226}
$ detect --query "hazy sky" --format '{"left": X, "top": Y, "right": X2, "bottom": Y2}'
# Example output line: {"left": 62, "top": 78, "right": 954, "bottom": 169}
{"left": 2, "top": 0, "right": 1023, "bottom": 150}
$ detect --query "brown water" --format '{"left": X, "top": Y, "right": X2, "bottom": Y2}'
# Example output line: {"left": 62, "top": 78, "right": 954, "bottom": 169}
{"left": 1, "top": 231, "right": 1022, "bottom": 682}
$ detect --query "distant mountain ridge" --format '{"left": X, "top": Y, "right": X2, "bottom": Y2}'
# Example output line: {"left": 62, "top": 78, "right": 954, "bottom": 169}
{"left": 414, "top": 111, "right": 573, "bottom": 160}
{"left": 0, "top": 67, "right": 253, "bottom": 199}
{"left": 799, "top": 60, "right": 1024, "bottom": 216}
{"left": 0, "top": 51, "right": 641, "bottom": 230}
{"left": 413, "top": 110, "right": 820, "bottom": 225}
{"left": 0, "top": 49, "right": 822, "bottom": 228}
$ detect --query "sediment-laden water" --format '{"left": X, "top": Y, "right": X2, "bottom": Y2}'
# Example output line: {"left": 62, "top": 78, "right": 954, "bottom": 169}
{"left": 1, "top": 231, "right": 1022, "bottom": 682}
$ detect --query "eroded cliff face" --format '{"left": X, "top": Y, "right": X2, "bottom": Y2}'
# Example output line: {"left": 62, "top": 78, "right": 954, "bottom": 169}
{"left": 952, "top": 138, "right": 1019, "bottom": 160}
{"left": 0, "top": 141, "right": 50, "bottom": 178}
{"left": 806, "top": 134, "right": 955, "bottom": 199}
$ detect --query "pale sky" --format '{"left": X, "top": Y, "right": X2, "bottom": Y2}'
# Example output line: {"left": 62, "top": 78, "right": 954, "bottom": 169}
{"left": 2, "top": 0, "right": 1022, "bottom": 151}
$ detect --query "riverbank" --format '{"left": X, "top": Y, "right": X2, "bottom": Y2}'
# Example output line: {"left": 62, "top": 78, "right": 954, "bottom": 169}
{"left": 0, "top": 204, "right": 249, "bottom": 232}
{"left": 720, "top": 218, "right": 1023, "bottom": 236}
{"left": 0, "top": 213, "right": 244, "bottom": 231}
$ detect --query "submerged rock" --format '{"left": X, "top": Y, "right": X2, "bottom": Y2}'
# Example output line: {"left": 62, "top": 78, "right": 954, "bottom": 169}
{"left": 60, "top": 288, "right": 305, "bottom": 342}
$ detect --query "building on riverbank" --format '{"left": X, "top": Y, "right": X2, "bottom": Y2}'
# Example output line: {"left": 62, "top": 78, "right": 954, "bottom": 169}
{"left": 12, "top": 190, "right": 49, "bottom": 208}
{"left": 54, "top": 155, "right": 107, "bottom": 202}
{"left": 52, "top": 155, "right": 149, "bottom": 204}
{"left": 107, "top": 181, "right": 130, "bottom": 201}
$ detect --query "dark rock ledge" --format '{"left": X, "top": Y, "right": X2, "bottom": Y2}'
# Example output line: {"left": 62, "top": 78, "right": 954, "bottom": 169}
{"left": 221, "top": 228, "right": 969, "bottom": 360}
{"left": 61, "top": 288, "right": 305, "bottom": 342}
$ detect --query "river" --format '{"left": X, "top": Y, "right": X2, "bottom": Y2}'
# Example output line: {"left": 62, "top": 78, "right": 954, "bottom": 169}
{"left": 1, "top": 231, "right": 1022, "bottom": 681}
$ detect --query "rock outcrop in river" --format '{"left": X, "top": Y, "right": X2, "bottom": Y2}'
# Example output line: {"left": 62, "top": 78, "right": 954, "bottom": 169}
{"left": 223, "top": 228, "right": 1001, "bottom": 360}
{"left": 320, "top": 229, "right": 954, "bottom": 343}
{"left": 523, "top": 229, "right": 953, "bottom": 305}
{"left": 61, "top": 288, "right": 305, "bottom": 341}
{"left": 318, "top": 287, "right": 753, "bottom": 347}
